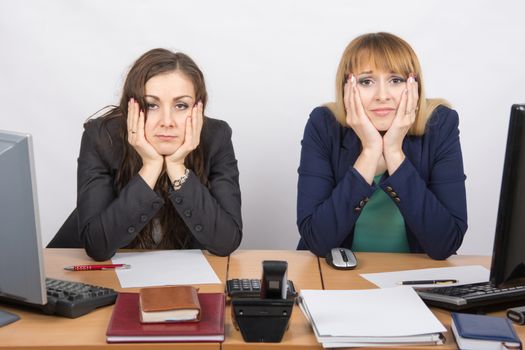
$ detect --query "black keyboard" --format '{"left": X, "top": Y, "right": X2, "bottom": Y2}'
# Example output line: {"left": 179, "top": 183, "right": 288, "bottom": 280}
{"left": 43, "top": 278, "right": 118, "bottom": 318}
{"left": 417, "top": 281, "right": 525, "bottom": 311}
{"left": 0, "top": 278, "right": 118, "bottom": 318}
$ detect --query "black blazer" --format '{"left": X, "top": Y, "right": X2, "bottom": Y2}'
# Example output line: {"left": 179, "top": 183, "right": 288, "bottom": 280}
{"left": 75, "top": 115, "right": 242, "bottom": 261}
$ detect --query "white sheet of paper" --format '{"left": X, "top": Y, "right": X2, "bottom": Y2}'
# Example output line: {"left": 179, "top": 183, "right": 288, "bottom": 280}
{"left": 300, "top": 287, "right": 446, "bottom": 337}
{"left": 361, "top": 265, "right": 490, "bottom": 288}
{"left": 111, "top": 250, "right": 221, "bottom": 288}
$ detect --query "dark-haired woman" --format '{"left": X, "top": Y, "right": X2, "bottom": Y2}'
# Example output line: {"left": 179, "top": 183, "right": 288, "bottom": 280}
{"left": 78, "top": 48, "right": 242, "bottom": 261}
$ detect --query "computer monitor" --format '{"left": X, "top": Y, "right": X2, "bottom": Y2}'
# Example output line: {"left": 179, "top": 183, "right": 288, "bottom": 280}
{"left": 491, "top": 104, "right": 525, "bottom": 287}
{"left": 0, "top": 130, "right": 46, "bottom": 305}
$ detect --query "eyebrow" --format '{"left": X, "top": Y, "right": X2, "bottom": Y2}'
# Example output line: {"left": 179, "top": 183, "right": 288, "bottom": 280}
{"left": 145, "top": 95, "right": 194, "bottom": 101}
{"left": 358, "top": 70, "right": 400, "bottom": 75}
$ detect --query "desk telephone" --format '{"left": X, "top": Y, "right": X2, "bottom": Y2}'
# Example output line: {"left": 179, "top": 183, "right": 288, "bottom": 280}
{"left": 230, "top": 261, "right": 294, "bottom": 342}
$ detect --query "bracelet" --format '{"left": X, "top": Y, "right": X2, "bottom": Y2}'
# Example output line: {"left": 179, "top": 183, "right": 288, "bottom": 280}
{"left": 172, "top": 168, "right": 190, "bottom": 190}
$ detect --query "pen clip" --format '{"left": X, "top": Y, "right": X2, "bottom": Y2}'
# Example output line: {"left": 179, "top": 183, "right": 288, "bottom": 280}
{"left": 107, "top": 264, "right": 131, "bottom": 270}
{"left": 434, "top": 280, "right": 456, "bottom": 285}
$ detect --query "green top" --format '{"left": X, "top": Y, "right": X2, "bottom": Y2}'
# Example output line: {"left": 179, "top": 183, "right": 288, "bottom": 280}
{"left": 352, "top": 174, "right": 410, "bottom": 253}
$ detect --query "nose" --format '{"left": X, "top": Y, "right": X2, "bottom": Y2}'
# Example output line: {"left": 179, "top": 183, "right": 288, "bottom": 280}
{"left": 375, "top": 81, "right": 391, "bottom": 101}
{"left": 160, "top": 107, "right": 176, "bottom": 128}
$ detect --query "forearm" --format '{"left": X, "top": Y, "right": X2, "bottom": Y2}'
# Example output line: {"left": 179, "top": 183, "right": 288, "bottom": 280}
{"left": 381, "top": 159, "right": 467, "bottom": 259}
{"left": 79, "top": 175, "right": 163, "bottom": 261}
{"left": 170, "top": 171, "right": 242, "bottom": 256}
{"left": 384, "top": 147, "right": 406, "bottom": 175}
{"left": 354, "top": 149, "right": 382, "bottom": 185}
{"left": 297, "top": 167, "right": 375, "bottom": 257}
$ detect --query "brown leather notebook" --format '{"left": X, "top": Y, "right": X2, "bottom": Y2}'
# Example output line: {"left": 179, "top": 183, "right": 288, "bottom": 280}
{"left": 139, "top": 286, "right": 201, "bottom": 323}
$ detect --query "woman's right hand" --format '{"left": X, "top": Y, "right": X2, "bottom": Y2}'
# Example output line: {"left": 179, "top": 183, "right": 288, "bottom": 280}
{"left": 127, "top": 98, "right": 163, "bottom": 188}
{"left": 344, "top": 75, "right": 382, "bottom": 155}
{"left": 344, "top": 75, "right": 383, "bottom": 184}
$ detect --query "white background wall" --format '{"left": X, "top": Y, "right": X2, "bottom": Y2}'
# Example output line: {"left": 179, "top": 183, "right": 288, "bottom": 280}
{"left": 1, "top": 0, "right": 524, "bottom": 255}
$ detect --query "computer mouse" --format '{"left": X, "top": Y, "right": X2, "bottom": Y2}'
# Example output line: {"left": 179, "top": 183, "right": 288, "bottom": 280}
{"left": 326, "top": 247, "right": 357, "bottom": 270}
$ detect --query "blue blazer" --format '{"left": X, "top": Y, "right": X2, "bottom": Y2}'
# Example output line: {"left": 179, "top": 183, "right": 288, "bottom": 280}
{"left": 296, "top": 106, "right": 468, "bottom": 260}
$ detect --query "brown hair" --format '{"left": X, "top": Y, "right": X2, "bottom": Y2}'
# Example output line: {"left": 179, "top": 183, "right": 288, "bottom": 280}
{"left": 327, "top": 32, "right": 449, "bottom": 135}
{"left": 98, "top": 48, "right": 208, "bottom": 249}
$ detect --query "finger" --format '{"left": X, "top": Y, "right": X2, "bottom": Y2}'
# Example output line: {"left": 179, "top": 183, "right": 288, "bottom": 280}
{"left": 184, "top": 114, "right": 193, "bottom": 148}
{"left": 137, "top": 109, "right": 146, "bottom": 140}
{"left": 194, "top": 101, "right": 203, "bottom": 143}
{"left": 406, "top": 77, "right": 414, "bottom": 115}
{"left": 133, "top": 100, "right": 141, "bottom": 133}
{"left": 190, "top": 105, "right": 197, "bottom": 141}
{"left": 127, "top": 99, "right": 137, "bottom": 142}
{"left": 412, "top": 77, "right": 419, "bottom": 112}
{"left": 343, "top": 75, "right": 351, "bottom": 113}
{"left": 397, "top": 88, "right": 408, "bottom": 119}
{"left": 353, "top": 79, "right": 367, "bottom": 121}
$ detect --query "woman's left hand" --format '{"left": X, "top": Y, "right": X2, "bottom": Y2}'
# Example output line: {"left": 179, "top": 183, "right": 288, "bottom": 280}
{"left": 383, "top": 76, "right": 419, "bottom": 172}
{"left": 165, "top": 101, "right": 204, "bottom": 166}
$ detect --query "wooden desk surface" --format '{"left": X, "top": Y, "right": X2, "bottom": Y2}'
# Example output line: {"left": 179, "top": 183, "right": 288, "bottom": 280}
{"left": 320, "top": 252, "right": 525, "bottom": 350}
{"left": 3, "top": 249, "right": 525, "bottom": 350}
{"left": 0, "top": 249, "right": 227, "bottom": 350}
{"left": 223, "top": 250, "right": 322, "bottom": 350}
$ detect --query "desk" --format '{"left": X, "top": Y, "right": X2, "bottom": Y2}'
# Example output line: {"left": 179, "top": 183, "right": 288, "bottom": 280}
{"left": 319, "top": 252, "right": 521, "bottom": 349}
{"left": 0, "top": 249, "right": 228, "bottom": 350}
{"left": 223, "top": 250, "right": 322, "bottom": 349}
{"left": 1, "top": 250, "right": 524, "bottom": 350}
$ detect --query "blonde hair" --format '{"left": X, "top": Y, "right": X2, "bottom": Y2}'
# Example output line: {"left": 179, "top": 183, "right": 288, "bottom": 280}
{"left": 326, "top": 32, "right": 448, "bottom": 135}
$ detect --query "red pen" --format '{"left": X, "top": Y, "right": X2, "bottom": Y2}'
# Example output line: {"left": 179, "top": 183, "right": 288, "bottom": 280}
{"left": 64, "top": 264, "right": 131, "bottom": 271}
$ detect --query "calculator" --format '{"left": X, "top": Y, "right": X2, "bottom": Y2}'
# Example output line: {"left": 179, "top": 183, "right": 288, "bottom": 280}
{"left": 226, "top": 278, "right": 297, "bottom": 298}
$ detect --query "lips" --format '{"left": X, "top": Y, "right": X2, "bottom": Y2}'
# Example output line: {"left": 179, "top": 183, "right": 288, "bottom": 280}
{"left": 156, "top": 135, "right": 177, "bottom": 141}
{"left": 370, "top": 108, "right": 395, "bottom": 117}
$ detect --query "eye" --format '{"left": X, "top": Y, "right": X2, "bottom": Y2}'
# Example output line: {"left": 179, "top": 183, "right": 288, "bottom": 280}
{"left": 146, "top": 103, "right": 158, "bottom": 110}
{"left": 390, "top": 76, "right": 406, "bottom": 84}
{"left": 358, "top": 78, "right": 374, "bottom": 87}
{"left": 174, "top": 102, "right": 189, "bottom": 110}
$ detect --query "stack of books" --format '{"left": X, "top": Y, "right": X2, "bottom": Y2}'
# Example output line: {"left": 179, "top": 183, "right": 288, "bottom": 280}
{"left": 299, "top": 287, "right": 446, "bottom": 348}
{"left": 106, "top": 287, "right": 225, "bottom": 343}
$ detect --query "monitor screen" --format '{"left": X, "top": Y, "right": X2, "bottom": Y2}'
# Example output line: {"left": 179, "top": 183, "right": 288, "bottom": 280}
{"left": 0, "top": 130, "right": 46, "bottom": 305}
{"left": 491, "top": 104, "right": 525, "bottom": 287}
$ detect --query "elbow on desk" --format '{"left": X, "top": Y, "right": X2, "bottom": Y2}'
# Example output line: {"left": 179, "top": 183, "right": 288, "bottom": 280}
{"left": 204, "top": 229, "right": 243, "bottom": 257}
{"left": 422, "top": 224, "right": 467, "bottom": 261}
{"left": 426, "top": 250, "right": 454, "bottom": 261}
{"left": 80, "top": 232, "right": 117, "bottom": 262}
{"left": 84, "top": 246, "right": 116, "bottom": 262}
{"left": 297, "top": 221, "right": 335, "bottom": 258}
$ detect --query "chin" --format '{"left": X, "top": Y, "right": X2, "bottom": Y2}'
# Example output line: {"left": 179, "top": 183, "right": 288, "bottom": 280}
{"left": 371, "top": 118, "right": 395, "bottom": 132}
{"left": 153, "top": 144, "right": 180, "bottom": 156}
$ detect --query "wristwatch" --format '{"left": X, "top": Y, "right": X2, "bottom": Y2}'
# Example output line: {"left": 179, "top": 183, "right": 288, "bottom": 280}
{"left": 172, "top": 168, "right": 190, "bottom": 190}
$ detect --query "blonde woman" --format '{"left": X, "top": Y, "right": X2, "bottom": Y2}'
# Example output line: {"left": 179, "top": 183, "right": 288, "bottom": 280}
{"left": 297, "top": 32, "right": 467, "bottom": 260}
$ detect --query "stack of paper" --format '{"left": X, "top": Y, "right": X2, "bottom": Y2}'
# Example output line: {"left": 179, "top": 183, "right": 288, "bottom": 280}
{"left": 299, "top": 287, "right": 446, "bottom": 348}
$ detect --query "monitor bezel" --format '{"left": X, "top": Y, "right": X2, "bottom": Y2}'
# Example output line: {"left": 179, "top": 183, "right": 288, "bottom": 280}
{"left": 491, "top": 104, "right": 525, "bottom": 286}
{"left": 0, "top": 130, "right": 47, "bottom": 305}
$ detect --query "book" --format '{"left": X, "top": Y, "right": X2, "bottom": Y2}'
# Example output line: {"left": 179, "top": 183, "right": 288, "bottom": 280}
{"left": 139, "top": 285, "right": 201, "bottom": 323}
{"left": 451, "top": 312, "right": 521, "bottom": 350}
{"left": 106, "top": 292, "right": 224, "bottom": 343}
{"left": 299, "top": 287, "right": 446, "bottom": 348}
